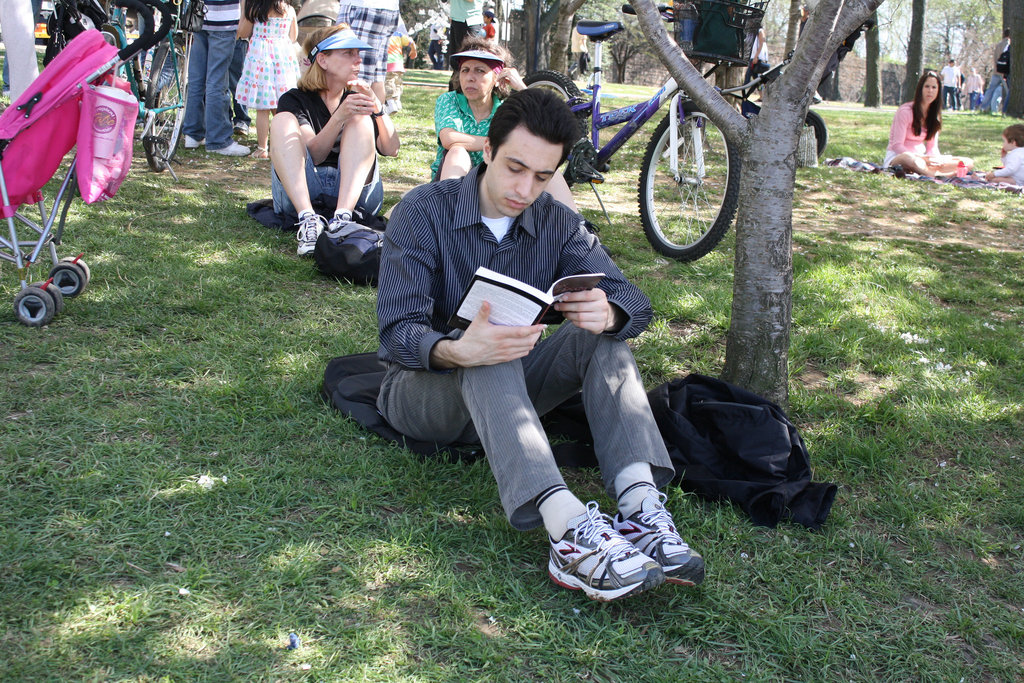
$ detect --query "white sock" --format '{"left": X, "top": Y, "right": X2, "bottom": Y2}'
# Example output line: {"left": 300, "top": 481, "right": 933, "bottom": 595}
{"left": 298, "top": 209, "right": 315, "bottom": 220}
{"left": 615, "top": 462, "right": 657, "bottom": 519}
{"left": 334, "top": 208, "right": 352, "bottom": 222}
{"left": 538, "top": 488, "right": 586, "bottom": 540}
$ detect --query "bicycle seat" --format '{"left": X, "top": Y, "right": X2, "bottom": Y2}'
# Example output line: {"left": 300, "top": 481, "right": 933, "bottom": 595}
{"left": 576, "top": 20, "right": 624, "bottom": 41}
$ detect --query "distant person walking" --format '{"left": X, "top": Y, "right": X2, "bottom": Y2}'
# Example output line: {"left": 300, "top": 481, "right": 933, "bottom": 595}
{"left": 446, "top": 0, "right": 484, "bottom": 62}
{"left": 980, "top": 29, "right": 1010, "bottom": 115}
{"left": 428, "top": 20, "right": 446, "bottom": 70}
{"left": 0, "top": 0, "right": 40, "bottom": 99}
{"left": 966, "top": 68, "right": 983, "bottom": 111}
{"left": 335, "top": 0, "right": 401, "bottom": 104}
{"left": 939, "top": 59, "right": 961, "bottom": 110}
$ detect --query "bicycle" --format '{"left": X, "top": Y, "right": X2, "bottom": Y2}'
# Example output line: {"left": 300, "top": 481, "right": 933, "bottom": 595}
{"left": 526, "top": 2, "right": 827, "bottom": 262}
{"left": 102, "top": 0, "right": 195, "bottom": 177}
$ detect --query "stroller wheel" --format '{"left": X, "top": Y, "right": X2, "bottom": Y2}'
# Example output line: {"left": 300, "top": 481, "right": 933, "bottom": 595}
{"left": 49, "top": 259, "right": 90, "bottom": 297}
{"left": 30, "top": 282, "right": 65, "bottom": 317}
{"left": 13, "top": 286, "right": 57, "bottom": 327}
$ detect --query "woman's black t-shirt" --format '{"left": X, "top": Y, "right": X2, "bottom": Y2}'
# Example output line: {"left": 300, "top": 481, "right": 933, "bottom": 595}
{"left": 277, "top": 88, "right": 345, "bottom": 167}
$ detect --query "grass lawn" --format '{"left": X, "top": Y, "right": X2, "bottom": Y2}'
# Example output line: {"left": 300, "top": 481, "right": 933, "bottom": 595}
{"left": 1, "top": 71, "right": 1022, "bottom": 681}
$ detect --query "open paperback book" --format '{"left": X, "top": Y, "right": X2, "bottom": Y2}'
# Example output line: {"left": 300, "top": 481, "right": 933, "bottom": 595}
{"left": 447, "top": 267, "right": 605, "bottom": 330}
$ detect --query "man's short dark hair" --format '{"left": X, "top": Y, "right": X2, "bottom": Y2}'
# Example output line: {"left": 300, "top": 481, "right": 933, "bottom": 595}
{"left": 487, "top": 88, "right": 579, "bottom": 167}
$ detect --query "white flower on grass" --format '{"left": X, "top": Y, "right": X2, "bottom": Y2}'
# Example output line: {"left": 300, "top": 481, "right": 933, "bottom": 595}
{"left": 197, "top": 475, "right": 215, "bottom": 490}
{"left": 899, "top": 332, "right": 929, "bottom": 344}
{"left": 939, "top": 461, "right": 947, "bottom": 468}
{"left": 934, "top": 362, "right": 952, "bottom": 372}
{"left": 983, "top": 322, "right": 996, "bottom": 330}
{"left": 916, "top": 356, "right": 930, "bottom": 364}
{"left": 178, "top": 587, "right": 191, "bottom": 596}
{"left": 220, "top": 475, "right": 228, "bottom": 484}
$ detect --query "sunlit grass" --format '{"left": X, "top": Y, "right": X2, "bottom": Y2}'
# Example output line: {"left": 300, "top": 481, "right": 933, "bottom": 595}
{"left": 0, "top": 74, "right": 1022, "bottom": 680}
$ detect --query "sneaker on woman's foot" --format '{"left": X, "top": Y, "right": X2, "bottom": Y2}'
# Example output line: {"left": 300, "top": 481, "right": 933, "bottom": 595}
{"left": 296, "top": 213, "right": 327, "bottom": 256}
{"left": 549, "top": 501, "right": 664, "bottom": 601}
{"left": 614, "top": 491, "right": 704, "bottom": 586}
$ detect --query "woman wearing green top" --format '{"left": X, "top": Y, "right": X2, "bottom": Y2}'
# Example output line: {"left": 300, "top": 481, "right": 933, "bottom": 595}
{"left": 431, "top": 39, "right": 579, "bottom": 209}
{"left": 431, "top": 40, "right": 525, "bottom": 180}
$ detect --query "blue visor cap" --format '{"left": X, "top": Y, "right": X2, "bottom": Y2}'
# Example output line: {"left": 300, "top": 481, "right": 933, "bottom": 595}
{"left": 308, "top": 29, "right": 372, "bottom": 61}
{"left": 450, "top": 49, "right": 505, "bottom": 70}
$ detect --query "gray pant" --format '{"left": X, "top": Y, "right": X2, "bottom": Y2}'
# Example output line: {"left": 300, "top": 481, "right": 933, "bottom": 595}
{"left": 377, "top": 323, "right": 674, "bottom": 530}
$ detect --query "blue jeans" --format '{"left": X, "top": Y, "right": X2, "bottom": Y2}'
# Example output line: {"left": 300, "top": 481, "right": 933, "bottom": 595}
{"left": 270, "top": 152, "right": 383, "bottom": 221}
{"left": 229, "top": 39, "right": 250, "bottom": 126}
{"left": 980, "top": 74, "right": 1008, "bottom": 114}
{"left": 183, "top": 30, "right": 236, "bottom": 150}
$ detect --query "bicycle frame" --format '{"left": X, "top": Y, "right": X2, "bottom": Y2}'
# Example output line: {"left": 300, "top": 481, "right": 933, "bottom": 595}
{"left": 106, "top": 0, "right": 186, "bottom": 121}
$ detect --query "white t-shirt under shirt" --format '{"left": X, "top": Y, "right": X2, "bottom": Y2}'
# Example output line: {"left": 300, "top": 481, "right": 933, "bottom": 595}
{"left": 481, "top": 215, "right": 514, "bottom": 243}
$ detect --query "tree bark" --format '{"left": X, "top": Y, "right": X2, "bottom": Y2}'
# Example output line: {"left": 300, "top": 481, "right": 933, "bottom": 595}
{"left": 903, "top": 0, "right": 927, "bottom": 102}
{"left": 547, "top": 0, "right": 586, "bottom": 75}
{"left": 1007, "top": 0, "right": 1024, "bottom": 117}
{"left": 864, "top": 11, "right": 881, "bottom": 106}
{"left": 629, "top": 0, "right": 883, "bottom": 406}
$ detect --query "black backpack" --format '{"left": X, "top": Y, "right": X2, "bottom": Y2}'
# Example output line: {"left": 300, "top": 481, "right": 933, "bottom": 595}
{"left": 996, "top": 45, "right": 1010, "bottom": 75}
{"left": 313, "top": 223, "right": 384, "bottom": 285}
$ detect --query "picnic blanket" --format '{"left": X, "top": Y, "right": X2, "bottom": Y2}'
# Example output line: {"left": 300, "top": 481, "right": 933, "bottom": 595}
{"left": 825, "top": 157, "right": 1023, "bottom": 195}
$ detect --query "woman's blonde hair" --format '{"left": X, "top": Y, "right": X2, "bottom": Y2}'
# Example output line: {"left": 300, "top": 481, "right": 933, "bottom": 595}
{"left": 449, "top": 38, "right": 514, "bottom": 100}
{"left": 298, "top": 25, "right": 350, "bottom": 92}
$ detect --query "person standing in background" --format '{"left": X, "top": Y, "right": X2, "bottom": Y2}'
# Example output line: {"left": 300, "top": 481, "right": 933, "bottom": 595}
{"left": 966, "top": 68, "right": 983, "bottom": 111}
{"left": 980, "top": 29, "right": 1010, "bottom": 115}
{"left": 446, "top": 0, "right": 483, "bottom": 65}
{"left": 229, "top": 37, "right": 253, "bottom": 136}
{"left": 384, "top": 24, "right": 416, "bottom": 113}
{"left": 335, "top": 0, "right": 400, "bottom": 105}
{"left": 939, "top": 59, "right": 961, "bottom": 110}
{"left": 0, "top": 0, "right": 41, "bottom": 99}
{"left": 482, "top": 9, "right": 495, "bottom": 40}
{"left": 183, "top": 0, "right": 251, "bottom": 155}
{"left": 428, "top": 19, "right": 446, "bottom": 70}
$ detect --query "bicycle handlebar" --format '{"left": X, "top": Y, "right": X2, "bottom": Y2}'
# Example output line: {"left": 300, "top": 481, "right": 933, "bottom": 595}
{"left": 114, "top": 0, "right": 173, "bottom": 61}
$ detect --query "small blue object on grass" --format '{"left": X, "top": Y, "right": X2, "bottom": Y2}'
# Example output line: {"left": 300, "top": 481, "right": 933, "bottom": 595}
{"left": 287, "top": 633, "right": 301, "bottom": 650}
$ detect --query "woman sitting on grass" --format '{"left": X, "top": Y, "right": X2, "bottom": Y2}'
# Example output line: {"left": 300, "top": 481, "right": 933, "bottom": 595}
{"left": 884, "top": 71, "right": 974, "bottom": 178}
{"left": 430, "top": 39, "right": 578, "bottom": 209}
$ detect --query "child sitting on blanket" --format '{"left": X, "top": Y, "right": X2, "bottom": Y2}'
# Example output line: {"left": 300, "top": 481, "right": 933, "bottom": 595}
{"left": 985, "top": 124, "right": 1024, "bottom": 186}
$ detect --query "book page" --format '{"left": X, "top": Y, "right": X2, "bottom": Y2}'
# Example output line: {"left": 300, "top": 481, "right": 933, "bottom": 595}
{"left": 455, "top": 281, "right": 544, "bottom": 327}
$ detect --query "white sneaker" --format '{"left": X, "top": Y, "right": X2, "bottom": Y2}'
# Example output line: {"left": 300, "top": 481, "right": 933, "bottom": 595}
{"left": 184, "top": 135, "right": 204, "bottom": 149}
{"left": 296, "top": 213, "right": 327, "bottom": 256}
{"left": 210, "top": 141, "right": 250, "bottom": 157}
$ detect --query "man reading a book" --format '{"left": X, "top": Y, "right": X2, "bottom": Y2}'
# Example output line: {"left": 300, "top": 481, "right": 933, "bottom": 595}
{"left": 375, "top": 88, "right": 704, "bottom": 602}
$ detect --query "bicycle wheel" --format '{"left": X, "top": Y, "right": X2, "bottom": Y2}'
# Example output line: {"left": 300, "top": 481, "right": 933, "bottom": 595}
{"left": 524, "top": 70, "right": 590, "bottom": 135}
{"left": 638, "top": 110, "right": 740, "bottom": 261}
{"left": 142, "top": 31, "right": 191, "bottom": 173}
{"left": 805, "top": 109, "right": 828, "bottom": 158}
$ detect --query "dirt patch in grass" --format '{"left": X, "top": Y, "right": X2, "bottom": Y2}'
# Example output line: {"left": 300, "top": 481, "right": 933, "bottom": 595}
{"left": 795, "top": 187, "right": 1022, "bottom": 253}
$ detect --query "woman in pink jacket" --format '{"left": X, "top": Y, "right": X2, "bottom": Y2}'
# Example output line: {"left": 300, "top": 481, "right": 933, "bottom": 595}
{"left": 885, "top": 71, "right": 973, "bottom": 177}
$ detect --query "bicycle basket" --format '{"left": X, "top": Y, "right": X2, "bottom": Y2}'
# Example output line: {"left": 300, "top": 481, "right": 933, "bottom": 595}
{"left": 675, "top": 0, "right": 767, "bottom": 66}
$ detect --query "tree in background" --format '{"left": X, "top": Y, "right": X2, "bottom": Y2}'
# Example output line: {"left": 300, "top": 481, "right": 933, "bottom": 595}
{"left": 1008, "top": 0, "right": 1024, "bottom": 117}
{"left": 903, "top": 0, "right": 927, "bottom": 102}
{"left": 864, "top": 10, "right": 881, "bottom": 106}
{"left": 784, "top": 0, "right": 803, "bottom": 56}
{"left": 547, "top": 0, "right": 587, "bottom": 74}
{"left": 630, "top": 0, "right": 883, "bottom": 405}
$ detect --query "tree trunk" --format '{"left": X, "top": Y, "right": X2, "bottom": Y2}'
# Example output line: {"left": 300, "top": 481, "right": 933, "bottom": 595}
{"left": 904, "top": 0, "right": 927, "bottom": 102}
{"left": 864, "top": 11, "right": 881, "bottom": 106}
{"left": 1007, "top": 0, "right": 1024, "bottom": 117}
{"left": 547, "top": 0, "right": 586, "bottom": 75}
{"left": 784, "top": 0, "right": 802, "bottom": 56}
{"left": 628, "top": 0, "right": 883, "bottom": 406}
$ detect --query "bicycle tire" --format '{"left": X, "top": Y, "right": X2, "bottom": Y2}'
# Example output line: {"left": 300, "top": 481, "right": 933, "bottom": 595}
{"left": 805, "top": 109, "right": 828, "bottom": 158}
{"left": 638, "top": 110, "right": 740, "bottom": 261}
{"left": 142, "top": 32, "right": 191, "bottom": 173}
{"left": 524, "top": 70, "right": 591, "bottom": 137}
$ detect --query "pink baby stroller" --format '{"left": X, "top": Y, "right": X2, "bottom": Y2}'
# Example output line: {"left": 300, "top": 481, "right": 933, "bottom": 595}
{"left": 0, "top": 0, "right": 170, "bottom": 326}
